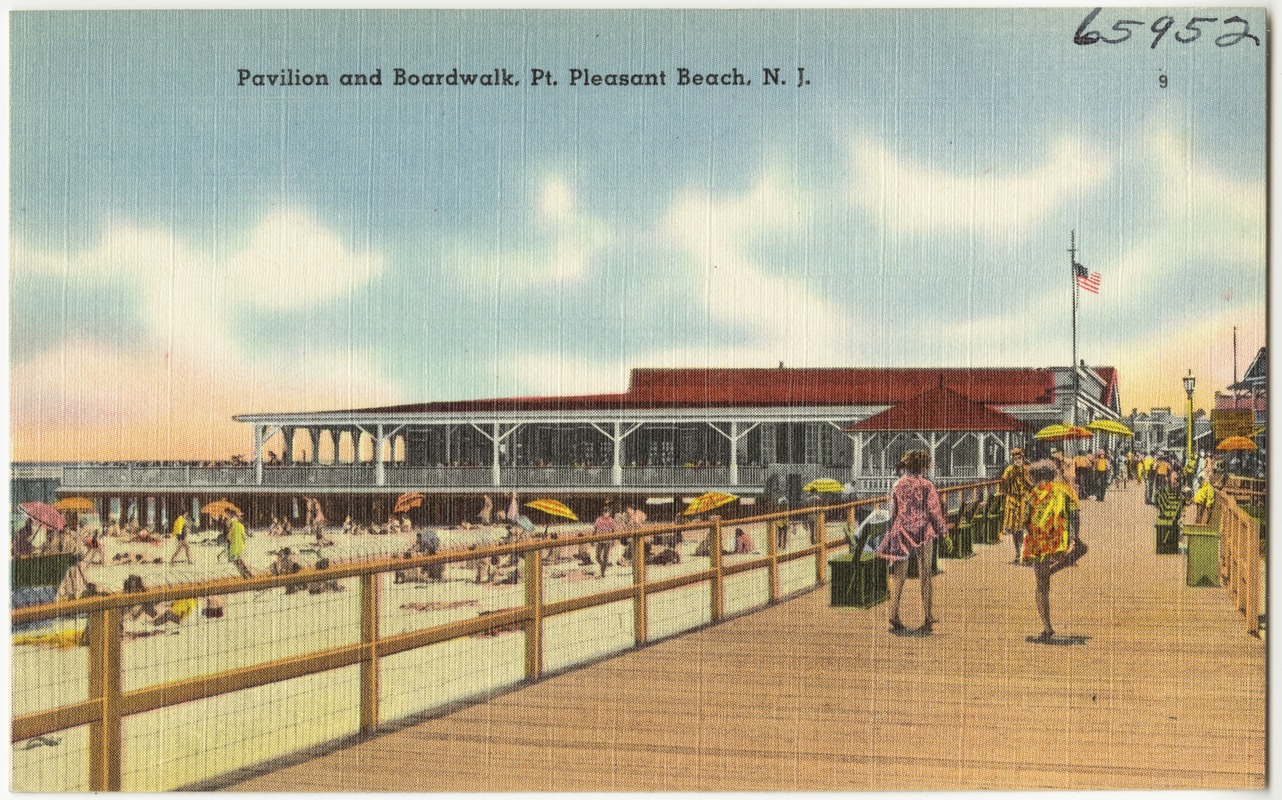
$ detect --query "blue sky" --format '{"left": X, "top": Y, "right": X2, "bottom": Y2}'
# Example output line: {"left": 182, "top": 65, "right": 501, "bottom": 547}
{"left": 10, "top": 8, "right": 1267, "bottom": 460}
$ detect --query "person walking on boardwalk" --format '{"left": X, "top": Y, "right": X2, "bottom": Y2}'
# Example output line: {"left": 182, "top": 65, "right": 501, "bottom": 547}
{"left": 1091, "top": 450, "right": 1110, "bottom": 501}
{"left": 999, "top": 447, "right": 1033, "bottom": 564}
{"left": 876, "top": 449, "right": 948, "bottom": 634}
{"left": 1021, "top": 461, "right": 1087, "bottom": 643}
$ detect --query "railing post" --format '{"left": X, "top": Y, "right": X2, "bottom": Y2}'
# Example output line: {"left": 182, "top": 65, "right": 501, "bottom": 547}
{"left": 524, "top": 548, "right": 543, "bottom": 679}
{"left": 766, "top": 515, "right": 780, "bottom": 602}
{"left": 360, "top": 573, "right": 381, "bottom": 734}
{"left": 709, "top": 517, "right": 724, "bottom": 622}
{"left": 813, "top": 509, "right": 827, "bottom": 584}
{"left": 87, "top": 607, "right": 122, "bottom": 791}
{"left": 1246, "top": 513, "right": 1260, "bottom": 635}
{"left": 632, "top": 533, "right": 647, "bottom": 645}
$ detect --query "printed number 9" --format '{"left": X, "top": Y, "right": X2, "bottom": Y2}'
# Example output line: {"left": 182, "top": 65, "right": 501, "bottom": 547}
{"left": 1158, "top": 73, "right": 1168, "bottom": 88}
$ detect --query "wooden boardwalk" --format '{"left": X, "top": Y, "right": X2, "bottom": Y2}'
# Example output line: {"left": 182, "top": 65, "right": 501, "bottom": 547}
{"left": 227, "top": 485, "right": 1266, "bottom": 792}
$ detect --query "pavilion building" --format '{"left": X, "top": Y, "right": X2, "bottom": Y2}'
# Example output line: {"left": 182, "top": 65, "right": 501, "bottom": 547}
{"left": 50, "top": 365, "right": 1122, "bottom": 527}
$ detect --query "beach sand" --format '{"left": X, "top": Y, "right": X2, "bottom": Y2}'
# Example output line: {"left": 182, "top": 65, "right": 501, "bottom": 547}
{"left": 11, "top": 518, "right": 832, "bottom": 790}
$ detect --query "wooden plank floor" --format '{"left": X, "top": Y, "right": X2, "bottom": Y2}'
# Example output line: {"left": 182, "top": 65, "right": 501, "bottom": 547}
{"left": 227, "top": 484, "right": 1266, "bottom": 791}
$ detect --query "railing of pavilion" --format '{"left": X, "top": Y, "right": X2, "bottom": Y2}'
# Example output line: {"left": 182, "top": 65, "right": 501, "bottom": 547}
{"left": 1217, "top": 493, "right": 1263, "bottom": 637}
{"left": 61, "top": 462, "right": 998, "bottom": 492}
{"left": 11, "top": 482, "right": 999, "bottom": 791}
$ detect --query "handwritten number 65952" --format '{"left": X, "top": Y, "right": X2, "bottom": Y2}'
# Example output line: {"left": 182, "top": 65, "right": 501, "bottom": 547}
{"left": 1074, "top": 8, "right": 1259, "bottom": 47}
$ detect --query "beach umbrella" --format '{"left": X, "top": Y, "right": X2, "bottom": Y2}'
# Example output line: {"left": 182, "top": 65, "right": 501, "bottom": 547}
{"left": 1086, "top": 420, "right": 1133, "bottom": 437}
{"left": 803, "top": 478, "right": 845, "bottom": 494}
{"left": 525, "top": 499, "right": 578, "bottom": 521}
{"left": 1034, "top": 423, "right": 1093, "bottom": 442}
{"left": 19, "top": 502, "right": 66, "bottom": 532}
{"left": 53, "top": 497, "right": 96, "bottom": 513}
{"left": 201, "top": 499, "right": 243, "bottom": 519}
{"left": 681, "top": 491, "right": 739, "bottom": 516}
{"left": 394, "top": 492, "right": 425, "bottom": 514}
{"left": 1217, "top": 436, "right": 1258, "bottom": 452}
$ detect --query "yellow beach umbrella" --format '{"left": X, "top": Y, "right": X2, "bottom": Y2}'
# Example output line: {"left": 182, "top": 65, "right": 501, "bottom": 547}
{"left": 803, "top": 478, "right": 845, "bottom": 494}
{"left": 681, "top": 492, "right": 739, "bottom": 516}
{"left": 1034, "top": 423, "right": 1093, "bottom": 442}
{"left": 525, "top": 499, "right": 578, "bottom": 522}
{"left": 1085, "top": 419, "right": 1133, "bottom": 437}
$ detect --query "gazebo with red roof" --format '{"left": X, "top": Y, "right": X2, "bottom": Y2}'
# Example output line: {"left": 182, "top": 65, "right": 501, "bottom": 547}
{"left": 843, "top": 383, "right": 1028, "bottom": 479}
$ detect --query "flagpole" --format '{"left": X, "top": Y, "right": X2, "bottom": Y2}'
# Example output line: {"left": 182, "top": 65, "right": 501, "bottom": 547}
{"left": 1069, "top": 230, "right": 1079, "bottom": 431}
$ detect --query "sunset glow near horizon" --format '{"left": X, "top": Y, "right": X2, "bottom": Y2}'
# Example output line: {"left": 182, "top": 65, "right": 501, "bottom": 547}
{"left": 11, "top": 9, "right": 1266, "bottom": 462}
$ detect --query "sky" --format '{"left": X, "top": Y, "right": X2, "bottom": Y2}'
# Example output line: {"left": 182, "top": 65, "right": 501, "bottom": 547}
{"left": 9, "top": 8, "right": 1268, "bottom": 461}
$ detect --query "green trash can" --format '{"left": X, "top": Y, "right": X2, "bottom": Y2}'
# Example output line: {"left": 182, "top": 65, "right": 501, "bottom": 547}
{"left": 829, "top": 552, "right": 888, "bottom": 608}
{"left": 1184, "top": 524, "right": 1220, "bottom": 587}
{"left": 1155, "top": 516, "right": 1181, "bottom": 554}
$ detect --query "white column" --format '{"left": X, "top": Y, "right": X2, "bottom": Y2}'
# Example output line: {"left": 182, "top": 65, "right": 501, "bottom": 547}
{"left": 253, "top": 425, "right": 264, "bottom": 485}
{"left": 375, "top": 424, "right": 386, "bottom": 486}
{"left": 976, "top": 432, "right": 987, "bottom": 478}
{"left": 492, "top": 422, "right": 502, "bottom": 487}
{"left": 850, "top": 433, "right": 863, "bottom": 479}
{"left": 728, "top": 422, "right": 739, "bottom": 486}
{"left": 612, "top": 422, "right": 623, "bottom": 486}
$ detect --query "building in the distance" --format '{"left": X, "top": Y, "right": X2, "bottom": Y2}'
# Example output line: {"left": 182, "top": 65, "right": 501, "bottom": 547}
{"left": 43, "top": 364, "right": 1121, "bottom": 527}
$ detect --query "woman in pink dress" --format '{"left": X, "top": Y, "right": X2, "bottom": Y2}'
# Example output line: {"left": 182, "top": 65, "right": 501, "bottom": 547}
{"left": 876, "top": 449, "right": 947, "bottom": 633}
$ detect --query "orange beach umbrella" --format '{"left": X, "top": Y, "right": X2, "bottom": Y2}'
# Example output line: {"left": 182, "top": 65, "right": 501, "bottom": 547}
{"left": 201, "top": 499, "right": 243, "bottom": 519}
{"left": 1216, "top": 436, "right": 1258, "bottom": 452}
{"left": 394, "top": 492, "right": 425, "bottom": 514}
{"left": 53, "top": 497, "right": 96, "bottom": 513}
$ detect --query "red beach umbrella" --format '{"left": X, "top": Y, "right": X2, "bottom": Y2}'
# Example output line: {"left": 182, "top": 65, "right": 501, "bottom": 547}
{"left": 19, "top": 501, "right": 66, "bottom": 532}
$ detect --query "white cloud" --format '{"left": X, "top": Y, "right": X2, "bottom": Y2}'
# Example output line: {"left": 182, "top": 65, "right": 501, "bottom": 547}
{"left": 663, "top": 175, "right": 856, "bottom": 367}
{"left": 449, "top": 175, "right": 612, "bottom": 293}
{"left": 1149, "top": 129, "right": 1265, "bottom": 269}
{"left": 503, "top": 174, "right": 864, "bottom": 395}
{"left": 225, "top": 210, "right": 383, "bottom": 309}
{"left": 849, "top": 135, "right": 1111, "bottom": 242}
{"left": 10, "top": 210, "right": 403, "bottom": 459}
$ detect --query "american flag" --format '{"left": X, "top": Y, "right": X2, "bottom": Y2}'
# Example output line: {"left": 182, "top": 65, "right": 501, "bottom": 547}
{"left": 1074, "top": 262, "right": 1100, "bottom": 294}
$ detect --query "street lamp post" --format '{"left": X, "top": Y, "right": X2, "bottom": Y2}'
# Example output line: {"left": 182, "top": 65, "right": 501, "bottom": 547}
{"left": 1183, "top": 371, "right": 1196, "bottom": 476}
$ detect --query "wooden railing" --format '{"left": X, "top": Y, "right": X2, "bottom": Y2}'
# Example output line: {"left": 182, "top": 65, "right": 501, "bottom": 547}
{"left": 11, "top": 481, "right": 997, "bottom": 791}
{"left": 1221, "top": 474, "right": 1267, "bottom": 506}
{"left": 1217, "top": 493, "right": 1263, "bottom": 637}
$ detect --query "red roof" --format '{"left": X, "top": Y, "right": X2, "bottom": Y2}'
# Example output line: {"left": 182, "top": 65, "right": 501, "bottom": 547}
{"left": 845, "top": 385, "right": 1027, "bottom": 432}
{"left": 337, "top": 366, "right": 1075, "bottom": 415}
{"left": 1095, "top": 367, "right": 1118, "bottom": 407}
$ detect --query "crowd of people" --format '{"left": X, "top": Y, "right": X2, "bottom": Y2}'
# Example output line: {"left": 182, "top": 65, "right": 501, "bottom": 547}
{"left": 27, "top": 439, "right": 1239, "bottom": 649}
